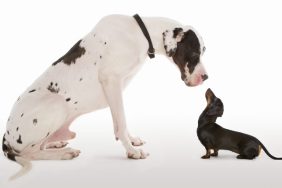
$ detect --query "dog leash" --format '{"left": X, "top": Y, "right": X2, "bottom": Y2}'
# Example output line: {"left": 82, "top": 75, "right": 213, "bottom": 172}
{"left": 133, "top": 14, "right": 155, "bottom": 59}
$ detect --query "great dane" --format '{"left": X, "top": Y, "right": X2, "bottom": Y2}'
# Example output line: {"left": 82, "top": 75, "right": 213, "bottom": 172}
{"left": 2, "top": 14, "right": 208, "bottom": 179}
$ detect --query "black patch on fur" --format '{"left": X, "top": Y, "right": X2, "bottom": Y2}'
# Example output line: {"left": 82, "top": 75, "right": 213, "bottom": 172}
{"left": 21, "top": 113, "right": 24, "bottom": 117}
{"left": 100, "top": 55, "right": 102, "bottom": 59}
{"left": 31, "top": 144, "right": 35, "bottom": 147}
{"left": 47, "top": 82, "right": 60, "bottom": 93}
{"left": 2, "top": 135, "right": 16, "bottom": 162}
{"left": 172, "top": 30, "right": 201, "bottom": 77}
{"left": 104, "top": 42, "right": 107, "bottom": 45}
{"left": 66, "top": 98, "right": 71, "bottom": 102}
{"left": 46, "top": 132, "right": 50, "bottom": 137}
{"left": 2, "top": 135, "right": 8, "bottom": 152}
{"left": 17, "top": 97, "right": 20, "bottom": 101}
{"left": 74, "top": 101, "right": 78, "bottom": 104}
{"left": 7, "top": 153, "right": 16, "bottom": 161}
{"left": 16, "top": 127, "right": 19, "bottom": 131}
{"left": 79, "top": 78, "right": 83, "bottom": 82}
{"left": 173, "top": 28, "right": 183, "bottom": 38}
{"left": 29, "top": 89, "right": 36, "bottom": 93}
{"left": 33, "top": 119, "right": 38, "bottom": 125}
{"left": 16, "top": 135, "right": 22, "bottom": 144}
{"left": 52, "top": 40, "right": 86, "bottom": 66}
{"left": 7, "top": 131, "right": 10, "bottom": 135}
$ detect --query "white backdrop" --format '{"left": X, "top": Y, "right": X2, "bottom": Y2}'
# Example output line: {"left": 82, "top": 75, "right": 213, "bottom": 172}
{"left": 1, "top": 0, "right": 282, "bottom": 187}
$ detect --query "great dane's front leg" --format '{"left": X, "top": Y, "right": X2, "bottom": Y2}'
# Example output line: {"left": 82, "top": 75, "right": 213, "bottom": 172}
{"left": 101, "top": 78, "right": 148, "bottom": 159}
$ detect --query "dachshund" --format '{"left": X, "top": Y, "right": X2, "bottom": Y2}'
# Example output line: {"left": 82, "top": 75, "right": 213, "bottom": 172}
{"left": 197, "top": 88, "right": 282, "bottom": 160}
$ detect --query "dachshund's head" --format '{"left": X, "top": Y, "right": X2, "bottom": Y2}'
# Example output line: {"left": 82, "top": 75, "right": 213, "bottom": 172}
{"left": 205, "top": 88, "right": 224, "bottom": 117}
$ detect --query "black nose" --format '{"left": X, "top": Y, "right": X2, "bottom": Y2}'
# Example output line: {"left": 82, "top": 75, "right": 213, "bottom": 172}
{"left": 201, "top": 74, "right": 208, "bottom": 81}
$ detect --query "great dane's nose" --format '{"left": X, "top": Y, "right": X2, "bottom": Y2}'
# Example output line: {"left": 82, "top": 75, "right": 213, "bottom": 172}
{"left": 201, "top": 74, "right": 208, "bottom": 81}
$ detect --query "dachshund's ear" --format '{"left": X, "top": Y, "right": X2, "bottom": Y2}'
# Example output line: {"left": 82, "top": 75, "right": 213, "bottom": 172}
{"left": 206, "top": 103, "right": 224, "bottom": 117}
{"left": 206, "top": 107, "right": 218, "bottom": 116}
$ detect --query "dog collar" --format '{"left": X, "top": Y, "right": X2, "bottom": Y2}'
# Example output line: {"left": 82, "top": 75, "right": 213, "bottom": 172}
{"left": 133, "top": 14, "right": 155, "bottom": 59}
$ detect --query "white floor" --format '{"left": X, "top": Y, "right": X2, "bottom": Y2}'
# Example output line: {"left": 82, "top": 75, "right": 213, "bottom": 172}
{"left": 1, "top": 107, "right": 282, "bottom": 188}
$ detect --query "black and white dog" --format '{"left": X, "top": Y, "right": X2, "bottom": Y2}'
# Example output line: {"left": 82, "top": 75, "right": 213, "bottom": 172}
{"left": 2, "top": 14, "right": 207, "bottom": 179}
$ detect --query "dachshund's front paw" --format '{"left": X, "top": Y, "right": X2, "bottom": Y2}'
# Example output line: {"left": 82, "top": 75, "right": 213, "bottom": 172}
{"left": 201, "top": 155, "right": 210, "bottom": 159}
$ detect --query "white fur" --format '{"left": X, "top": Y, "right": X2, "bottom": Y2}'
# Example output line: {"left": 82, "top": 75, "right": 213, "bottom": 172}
{"left": 4, "top": 14, "right": 207, "bottom": 179}
{"left": 183, "top": 62, "right": 207, "bottom": 86}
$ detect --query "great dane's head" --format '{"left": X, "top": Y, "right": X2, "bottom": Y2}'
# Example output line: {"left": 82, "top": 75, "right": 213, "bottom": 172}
{"left": 163, "top": 26, "right": 208, "bottom": 87}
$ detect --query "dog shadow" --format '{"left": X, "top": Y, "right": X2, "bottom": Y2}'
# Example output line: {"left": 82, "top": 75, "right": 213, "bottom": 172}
{"left": 92, "top": 154, "right": 128, "bottom": 161}
{"left": 210, "top": 154, "right": 237, "bottom": 160}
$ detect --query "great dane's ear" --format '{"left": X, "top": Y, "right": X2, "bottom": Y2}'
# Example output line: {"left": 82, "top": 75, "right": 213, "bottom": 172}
{"left": 162, "top": 27, "right": 184, "bottom": 57}
{"left": 173, "top": 28, "right": 184, "bottom": 42}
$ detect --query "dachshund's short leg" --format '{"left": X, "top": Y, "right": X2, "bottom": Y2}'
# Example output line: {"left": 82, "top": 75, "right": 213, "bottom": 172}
{"left": 245, "top": 155, "right": 256, "bottom": 160}
{"left": 201, "top": 148, "right": 211, "bottom": 159}
{"left": 210, "top": 149, "right": 218, "bottom": 157}
{"left": 236, "top": 154, "right": 256, "bottom": 160}
{"left": 236, "top": 154, "right": 245, "bottom": 159}
{"left": 237, "top": 147, "right": 258, "bottom": 160}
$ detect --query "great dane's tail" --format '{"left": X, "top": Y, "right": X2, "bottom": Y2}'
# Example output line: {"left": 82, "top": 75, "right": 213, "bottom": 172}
{"left": 9, "top": 156, "right": 32, "bottom": 180}
{"left": 2, "top": 134, "right": 32, "bottom": 180}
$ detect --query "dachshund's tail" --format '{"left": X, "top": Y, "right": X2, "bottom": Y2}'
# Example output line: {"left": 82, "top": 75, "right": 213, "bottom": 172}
{"left": 253, "top": 137, "right": 282, "bottom": 160}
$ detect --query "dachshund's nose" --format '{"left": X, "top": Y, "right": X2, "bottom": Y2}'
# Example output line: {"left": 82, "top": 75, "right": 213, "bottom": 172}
{"left": 201, "top": 74, "right": 208, "bottom": 81}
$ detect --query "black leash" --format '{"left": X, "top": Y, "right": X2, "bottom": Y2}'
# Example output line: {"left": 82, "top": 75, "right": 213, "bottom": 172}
{"left": 133, "top": 14, "right": 155, "bottom": 59}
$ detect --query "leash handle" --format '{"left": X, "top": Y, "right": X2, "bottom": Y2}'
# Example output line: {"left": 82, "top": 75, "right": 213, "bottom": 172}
{"left": 133, "top": 14, "right": 155, "bottom": 59}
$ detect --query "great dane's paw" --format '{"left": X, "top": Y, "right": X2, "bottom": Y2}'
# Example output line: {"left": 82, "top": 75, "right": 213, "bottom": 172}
{"left": 62, "top": 148, "right": 81, "bottom": 160}
{"left": 127, "top": 149, "right": 149, "bottom": 159}
{"left": 130, "top": 136, "right": 146, "bottom": 146}
{"left": 46, "top": 141, "right": 68, "bottom": 149}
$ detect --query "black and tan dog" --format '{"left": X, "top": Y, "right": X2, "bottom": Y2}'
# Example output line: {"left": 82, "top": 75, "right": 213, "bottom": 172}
{"left": 197, "top": 88, "right": 282, "bottom": 160}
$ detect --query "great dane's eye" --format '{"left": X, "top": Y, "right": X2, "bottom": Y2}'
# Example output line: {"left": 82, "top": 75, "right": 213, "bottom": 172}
{"left": 192, "top": 52, "right": 200, "bottom": 57}
{"left": 191, "top": 53, "right": 200, "bottom": 62}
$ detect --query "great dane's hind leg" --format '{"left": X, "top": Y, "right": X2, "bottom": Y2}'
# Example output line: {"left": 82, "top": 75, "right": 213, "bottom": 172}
{"left": 101, "top": 77, "right": 148, "bottom": 159}
{"left": 45, "top": 141, "right": 68, "bottom": 149}
{"left": 43, "top": 119, "right": 77, "bottom": 149}
{"left": 27, "top": 148, "right": 81, "bottom": 160}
